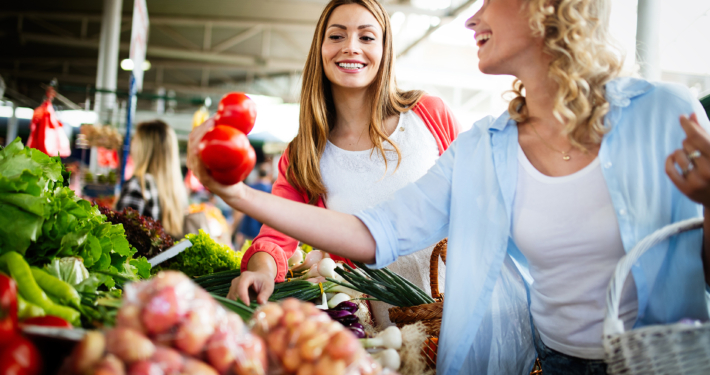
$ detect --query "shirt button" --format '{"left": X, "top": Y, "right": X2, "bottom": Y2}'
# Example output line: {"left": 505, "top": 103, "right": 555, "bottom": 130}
{"left": 619, "top": 209, "right": 626, "bottom": 215}
{"left": 604, "top": 162, "right": 612, "bottom": 169}
{"left": 399, "top": 127, "right": 405, "bottom": 132}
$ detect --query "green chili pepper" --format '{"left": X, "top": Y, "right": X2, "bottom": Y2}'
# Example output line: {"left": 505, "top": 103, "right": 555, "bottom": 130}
{"left": 31, "top": 267, "right": 81, "bottom": 309}
{"left": 17, "top": 294, "right": 45, "bottom": 319}
{"left": 0, "top": 252, "right": 80, "bottom": 326}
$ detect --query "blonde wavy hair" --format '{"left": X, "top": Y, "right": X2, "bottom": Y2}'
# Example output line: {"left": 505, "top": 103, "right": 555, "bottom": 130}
{"left": 130, "top": 120, "right": 187, "bottom": 237}
{"left": 509, "top": 0, "right": 623, "bottom": 149}
{"left": 287, "top": 0, "right": 424, "bottom": 204}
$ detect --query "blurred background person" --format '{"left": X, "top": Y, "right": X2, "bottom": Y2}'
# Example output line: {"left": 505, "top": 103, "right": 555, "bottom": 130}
{"left": 116, "top": 120, "right": 187, "bottom": 238}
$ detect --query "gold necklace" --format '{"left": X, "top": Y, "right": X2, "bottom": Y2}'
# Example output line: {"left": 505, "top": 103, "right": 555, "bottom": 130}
{"left": 529, "top": 122, "right": 574, "bottom": 161}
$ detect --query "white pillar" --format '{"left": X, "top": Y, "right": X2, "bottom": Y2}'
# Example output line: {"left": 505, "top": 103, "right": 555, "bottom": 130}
{"left": 636, "top": 0, "right": 661, "bottom": 81}
{"left": 93, "top": 0, "right": 122, "bottom": 172}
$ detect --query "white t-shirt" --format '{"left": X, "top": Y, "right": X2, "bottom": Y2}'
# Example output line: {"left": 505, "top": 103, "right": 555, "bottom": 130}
{"left": 512, "top": 146, "right": 638, "bottom": 359}
{"left": 320, "top": 110, "right": 444, "bottom": 328}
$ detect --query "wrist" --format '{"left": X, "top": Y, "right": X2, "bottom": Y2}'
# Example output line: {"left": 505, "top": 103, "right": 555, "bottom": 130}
{"left": 247, "top": 252, "right": 278, "bottom": 280}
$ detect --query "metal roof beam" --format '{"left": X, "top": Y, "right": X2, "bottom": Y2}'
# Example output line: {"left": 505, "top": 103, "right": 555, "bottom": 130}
{"left": 155, "top": 24, "right": 202, "bottom": 51}
{"left": 211, "top": 25, "right": 263, "bottom": 53}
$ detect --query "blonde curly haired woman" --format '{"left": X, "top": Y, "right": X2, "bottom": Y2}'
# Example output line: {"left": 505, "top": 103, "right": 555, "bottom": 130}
{"left": 188, "top": 0, "right": 710, "bottom": 373}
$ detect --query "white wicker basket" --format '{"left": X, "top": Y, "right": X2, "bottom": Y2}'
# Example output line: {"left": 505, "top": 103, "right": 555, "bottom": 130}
{"left": 603, "top": 217, "right": 710, "bottom": 374}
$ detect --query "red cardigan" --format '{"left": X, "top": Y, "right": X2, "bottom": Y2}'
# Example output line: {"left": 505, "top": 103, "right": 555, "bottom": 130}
{"left": 240, "top": 95, "right": 461, "bottom": 282}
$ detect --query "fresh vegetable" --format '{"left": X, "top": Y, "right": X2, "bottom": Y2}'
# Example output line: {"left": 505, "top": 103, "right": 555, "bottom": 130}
{"left": 0, "top": 252, "right": 80, "bottom": 326}
{"left": 21, "top": 315, "right": 72, "bottom": 329}
{"left": 0, "top": 335, "right": 41, "bottom": 375}
{"left": 327, "top": 293, "right": 351, "bottom": 309}
{"left": 330, "top": 301, "right": 358, "bottom": 314}
{"left": 43, "top": 257, "right": 89, "bottom": 286}
{"left": 99, "top": 206, "right": 174, "bottom": 260}
{"left": 360, "top": 326, "right": 402, "bottom": 350}
{"left": 214, "top": 92, "right": 257, "bottom": 135}
{"left": 291, "top": 250, "right": 325, "bottom": 273}
{"left": 199, "top": 125, "right": 256, "bottom": 186}
{"left": 0, "top": 273, "right": 18, "bottom": 347}
{"left": 30, "top": 267, "right": 81, "bottom": 309}
{"left": 287, "top": 249, "right": 305, "bottom": 268}
{"left": 163, "top": 230, "right": 241, "bottom": 277}
{"left": 372, "top": 348, "right": 401, "bottom": 371}
{"left": 105, "top": 327, "right": 157, "bottom": 363}
{"left": 67, "top": 330, "right": 106, "bottom": 375}
{"left": 16, "top": 295, "right": 44, "bottom": 320}
{"left": 317, "top": 258, "right": 337, "bottom": 279}
{"left": 329, "top": 262, "right": 435, "bottom": 307}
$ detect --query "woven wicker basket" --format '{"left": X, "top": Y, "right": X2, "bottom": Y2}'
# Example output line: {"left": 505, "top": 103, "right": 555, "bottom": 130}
{"left": 388, "top": 239, "right": 447, "bottom": 336}
{"left": 603, "top": 217, "right": 710, "bottom": 374}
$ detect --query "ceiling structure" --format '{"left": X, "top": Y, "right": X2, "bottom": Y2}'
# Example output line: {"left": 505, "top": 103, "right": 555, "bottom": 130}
{"left": 0, "top": 0, "right": 475, "bottom": 111}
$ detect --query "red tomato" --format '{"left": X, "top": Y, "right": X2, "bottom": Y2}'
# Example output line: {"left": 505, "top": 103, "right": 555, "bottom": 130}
{"left": 0, "top": 275, "right": 18, "bottom": 349}
{"left": 20, "top": 316, "right": 72, "bottom": 329}
{"left": 214, "top": 93, "right": 257, "bottom": 135}
{"left": 199, "top": 126, "right": 256, "bottom": 186}
{"left": 0, "top": 336, "right": 41, "bottom": 375}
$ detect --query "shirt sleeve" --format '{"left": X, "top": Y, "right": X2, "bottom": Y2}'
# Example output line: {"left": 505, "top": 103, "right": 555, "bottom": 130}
{"left": 240, "top": 153, "right": 310, "bottom": 282}
{"left": 354, "top": 135, "right": 458, "bottom": 269}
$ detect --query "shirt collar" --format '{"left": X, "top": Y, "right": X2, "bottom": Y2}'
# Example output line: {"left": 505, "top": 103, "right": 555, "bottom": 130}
{"left": 487, "top": 76, "right": 652, "bottom": 133}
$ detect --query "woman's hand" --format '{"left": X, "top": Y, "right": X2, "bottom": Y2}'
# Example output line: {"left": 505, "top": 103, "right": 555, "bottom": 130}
{"left": 666, "top": 113, "right": 710, "bottom": 207}
{"left": 187, "top": 117, "right": 247, "bottom": 200}
{"left": 226, "top": 270, "right": 276, "bottom": 305}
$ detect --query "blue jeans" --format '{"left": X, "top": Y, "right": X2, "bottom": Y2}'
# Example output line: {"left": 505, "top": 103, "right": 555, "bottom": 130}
{"left": 533, "top": 329, "right": 608, "bottom": 375}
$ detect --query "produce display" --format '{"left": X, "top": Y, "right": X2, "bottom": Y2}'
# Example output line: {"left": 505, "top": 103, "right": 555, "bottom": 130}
{"left": 98, "top": 206, "right": 175, "bottom": 260}
{"left": 1, "top": 273, "right": 42, "bottom": 375}
{"left": 64, "top": 271, "right": 267, "bottom": 375}
{"left": 161, "top": 230, "right": 242, "bottom": 278}
{"left": 199, "top": 93, "right": 257, "bottom": 186}
{"left": 251, "top": 298, "right": 395, "bottom": 375}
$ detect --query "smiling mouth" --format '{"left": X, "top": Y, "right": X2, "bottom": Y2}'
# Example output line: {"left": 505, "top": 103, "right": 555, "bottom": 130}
{"left": 337, "top": 62, "right": 366, "bottom": 70}
{"left": 475, "top": 33, "right": 491, "bottom": 47}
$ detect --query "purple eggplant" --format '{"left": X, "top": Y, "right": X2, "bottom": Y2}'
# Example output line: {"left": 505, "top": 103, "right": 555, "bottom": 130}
{"left": 331, "top": 301, "right": 358, "bottom": 313}
{"left": 326, "top": 309, "right": 353, "bottom": 320}
{"left": 347, "top": 322, "right": 364, "bottom": 330}
{"left": 338, "top": 314, "right": 359, "bottom": 325}
{"left": 348, "top": 326, "right": 366, "bottom": 338}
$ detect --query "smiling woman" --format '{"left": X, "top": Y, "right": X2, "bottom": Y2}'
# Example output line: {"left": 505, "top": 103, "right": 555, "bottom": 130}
{"left": 190, "top": 0, "right": 461, "bottom": 327}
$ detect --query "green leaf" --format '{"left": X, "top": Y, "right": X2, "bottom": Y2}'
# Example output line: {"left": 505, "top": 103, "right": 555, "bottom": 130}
{"left": 0, "top": 202, "right": 44, "bottom": 255}
{"left": 129, "top": 257, "right": 152, "bottom": 279}
{"left": 111, "top": 235, "right": 133, "bottom": 258}
{"left": 0, "top": 193, "right": 48, "bottom": 216}
{"left": 94, "top": 252, "right": 112, "bottom": 271}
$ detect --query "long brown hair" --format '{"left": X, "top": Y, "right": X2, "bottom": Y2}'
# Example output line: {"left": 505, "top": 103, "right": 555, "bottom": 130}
{"left": 509, "top": 0, "right": 622, "bottom": 149}
{"left": 287, "top": 0, "right": 424, "bottom": 204}
{"left": 130, "top": 120, "right": 187, "bottom": 236}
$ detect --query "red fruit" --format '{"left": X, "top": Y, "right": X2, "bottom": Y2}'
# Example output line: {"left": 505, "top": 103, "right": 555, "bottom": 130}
{"left": 151, "top": 347, "right": 183, "bottom": 375}
{"left": 199, "top": 126, "right": 256, "bottom": 186}
{"left": 173, "top": 309, "right": 215, "bottom": 356}
{"left": 205, "top": 330, "right": 236, "bottom": 374}
{"left": 68, "top": 331, "right": 106, "bottom": 375}
{"left": 93, "top": 354, "right": 126, "bottom": 375}
{"left": 142, "top": 287, "right": 186, "bottom": 334}
{"left": 116, "top": 304, "right": 145, "bottom": 333}
{"left": 0, "top": 274, "right": 18, "bottom": 348}
{"left": 0, "top": 336, "right": 42, "bottom": 375}
{"left": 21, "top": 316, "right": 72, "bottom": 329}
{"left": 214, "top": 93, "right": 257, "bottom": 135}
{"left": 128, "top": 361, "right": 163, "bottom": 375}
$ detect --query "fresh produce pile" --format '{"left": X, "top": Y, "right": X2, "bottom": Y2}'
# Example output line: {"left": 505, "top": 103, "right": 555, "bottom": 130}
{"left": 0, "top": 139, "right": 151, "bottom": 327}
{"left": 64, "top": 271, "right": 267, "bottom": 375}
{"left": 99, "top": 206, "right": 174, "bottom": 260}
{"left": 252, "top": 298, "right": 396, "bottom": 375}
{"left": 329, "top": 262, "right": 434, "bottom": 308}
{"left": 161, "top": 230, "right": 242, "bottom": 278}
{"left": 199, "top": 93, "right": 257, "bottom": 186}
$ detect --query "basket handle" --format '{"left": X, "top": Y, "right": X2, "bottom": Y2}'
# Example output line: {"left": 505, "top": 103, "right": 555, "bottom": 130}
{"left": 430, "top": 239, "right": 448, "bottom": 300}
{"left": 603, "top": 217, "right": 703, "bottom": 337}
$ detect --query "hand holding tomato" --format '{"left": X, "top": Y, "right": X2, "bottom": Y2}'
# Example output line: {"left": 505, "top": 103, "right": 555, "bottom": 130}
{"left": 214, "top": 93, "right": 257, "bottom": 134}
{"left": 187, "top": 118, "right": 248, "bottom": 199}
{"left": 199, "top": 125, "right": 256, "bottom": 185}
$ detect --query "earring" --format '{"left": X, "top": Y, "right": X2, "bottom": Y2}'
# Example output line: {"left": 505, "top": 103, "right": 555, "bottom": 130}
{"left": 545, "top": 5, "right": 555, "bottom": 14}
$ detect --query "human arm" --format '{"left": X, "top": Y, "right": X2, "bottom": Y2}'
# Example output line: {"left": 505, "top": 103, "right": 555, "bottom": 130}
{"left": 665, "top": 112, "right": 710, "bottom": 285}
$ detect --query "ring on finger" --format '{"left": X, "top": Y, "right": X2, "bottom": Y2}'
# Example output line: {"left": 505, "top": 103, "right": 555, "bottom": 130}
{"left": 687, "top": 150, "right": 702, "bottom": 162}
{"left": 681, "top": 164, "right": 694, "bottom": 177}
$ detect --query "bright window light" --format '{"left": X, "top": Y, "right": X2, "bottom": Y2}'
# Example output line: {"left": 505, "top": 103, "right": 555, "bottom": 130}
{"left": 0, "top": 106, "right": 13, "bottom": 118}
{"left": 412, "top": 0, "right": 451, "bottom": 11}
{"left": 14, "top": 108, "right": 34, "bottom": 120}
{"left": 391, "top": 12, "right": 406, "bottom": 34}
{"left": 120, "top": 59, "right": 151, "bottom": 71}
{"left": 57, "top": 110, "right": 98, "bottom": 127}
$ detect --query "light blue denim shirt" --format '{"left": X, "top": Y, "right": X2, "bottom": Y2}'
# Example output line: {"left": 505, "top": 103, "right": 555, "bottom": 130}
{"left": 355, "top": 77, "right": 710, "bottom": 375}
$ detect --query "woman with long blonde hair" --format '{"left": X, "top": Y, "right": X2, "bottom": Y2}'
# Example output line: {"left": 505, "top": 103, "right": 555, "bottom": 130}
{"left": 189, "top": 0, "right": 710, "bottom": 373}
{"left": 221, "top": 0, "right": 459, "bottom": 327}
{"left": 117, "top": 120, "right": 187, "bottom": 237}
